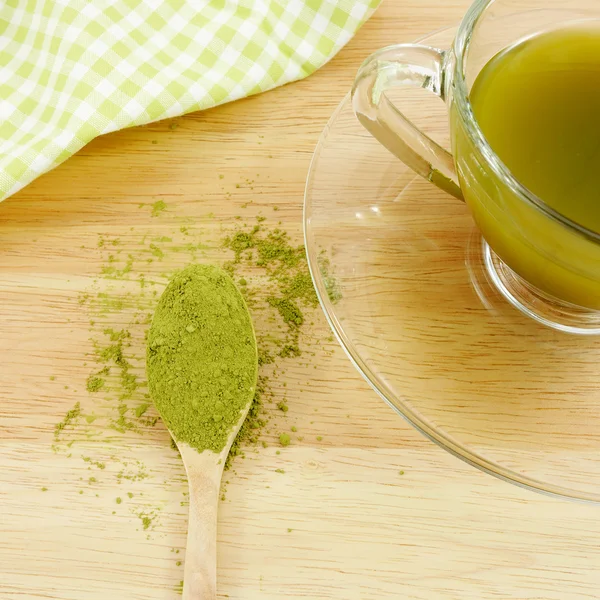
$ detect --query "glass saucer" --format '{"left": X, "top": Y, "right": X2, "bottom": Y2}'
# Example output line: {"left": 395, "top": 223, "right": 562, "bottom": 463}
{"left": 304, "top": 27, "right": 600, "bottom": 503}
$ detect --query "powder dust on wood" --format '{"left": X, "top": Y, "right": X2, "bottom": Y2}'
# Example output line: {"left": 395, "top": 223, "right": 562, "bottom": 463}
{"left": 50, "top": 202, "right": 324, "bottom": 543}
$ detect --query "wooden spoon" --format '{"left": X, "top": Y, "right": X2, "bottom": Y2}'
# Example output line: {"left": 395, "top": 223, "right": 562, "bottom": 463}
{"left": 176, "top": 413, "right": 254, "bottom": 599}
{"left": 146, "top": 265, "right": 258, "bottom": 600}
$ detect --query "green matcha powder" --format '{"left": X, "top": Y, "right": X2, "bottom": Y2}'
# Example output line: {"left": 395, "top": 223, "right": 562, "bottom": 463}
{"left": 146, "top": 265, "right": 258, "bottom": 454}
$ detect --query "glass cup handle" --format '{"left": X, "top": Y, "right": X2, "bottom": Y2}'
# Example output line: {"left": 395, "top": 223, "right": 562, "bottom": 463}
{"left": 352, "top": 44, "right": 463, "bottom": 200}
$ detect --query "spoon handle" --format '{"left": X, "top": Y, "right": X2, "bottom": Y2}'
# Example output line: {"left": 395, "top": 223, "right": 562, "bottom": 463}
{"left": 181, "top": 448, "right": 221, "bottom": 600}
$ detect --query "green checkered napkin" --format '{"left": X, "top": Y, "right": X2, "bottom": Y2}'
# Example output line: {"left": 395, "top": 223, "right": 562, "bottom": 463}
{"left": 0, "top": 0, "right": 380, "bottom": 202}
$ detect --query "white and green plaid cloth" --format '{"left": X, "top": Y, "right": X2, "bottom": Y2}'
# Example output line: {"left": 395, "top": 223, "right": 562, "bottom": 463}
{"left": 0, "top": 0, "right": 379, "bottom": 202}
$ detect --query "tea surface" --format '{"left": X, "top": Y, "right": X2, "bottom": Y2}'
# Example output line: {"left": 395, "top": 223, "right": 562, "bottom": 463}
{"left": 471, "top": 24, "right": 600, "bottom": 233}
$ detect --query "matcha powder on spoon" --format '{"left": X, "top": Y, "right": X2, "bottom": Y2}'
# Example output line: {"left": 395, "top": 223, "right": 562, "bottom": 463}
{"left": 146, "top": 265, "right": 257, "bottom": 454}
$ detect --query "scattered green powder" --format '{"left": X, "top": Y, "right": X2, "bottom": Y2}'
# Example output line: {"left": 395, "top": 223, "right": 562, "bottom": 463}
{"left": 258, "top": 348, "right": 274, "bottom": 366}
{"left": 275, "top": 469, "right": 285, "bottom": 474}
{"left": 318, "top": 253, "right": 342, "bottom": 304}
{"left": 116, "top": 461, "right": 148, "bottom": 482}
{"left": 283, "top": 272, "right": 318, "bottom": 307}
{"left": 291, "top": 426, "right": 297, "bottom": 433}
{"left": 222, "top": 224, "right": 317, "bottom": 361}
{"left": 82, "top": 456, "right": 106, "bottom": 470}
{"left": 267, "top": 297, "right": 303, "bottom": 327}
{"left": 279, "top": 433, "right": 290, "bottom": 447}
{"left": 287, "top": 528, "right": 292, "bottom": 533}
{"left": 101, "top": 253, "right": 134, "bottom": 278}
{"left": 139, "top": 513, "right": 154, "bottom": 530}
{"left": 89, "top": 477, "right": 97, "bottom": 484}
{"left": 149, "top": 243, "right": 164, "bottom": 259}
{"left": 95, "top": 330, "right": 138, "bottom": 428}
{"left": 135, "top": 403, "right": 150, "bottom": 418}
{"left": 54, "top": 403, "right": 81, "bottom": 441}
{"left": 277, "top": 402, "right": 288, "bottom": 413}
{"left": 41, "top": 487, "right": 48, "bottom": 492}
{"left": 116, "top": 497, "right": 122, "bottom": 504}
{"left": 399, "top": 470, "right": 405, "bottom": 476}
{"left": 127, "top": 492, "right": 134, "bottom": 499}
{"left": 316, "top": 436, "right": 323, "bottom": 442}
{"left": 113, "top": 401, "right": 134, "bottom": 434}
{"left": 49, "top": 376, "right": 55, "bottom": 381}
{"left": 225, "top": 377, "right": 266, "bottom": 470}
{"left": 147, "top": 265, "right": 258, "bottom": 454}
{"left": 86, "top": 375, "right": 105, "bottom": 393}
{"left": 151, "top": 200, "right": 167, "bottom": 217}
{"left": 96, "top": 292, "right": 124, "bottom": 313}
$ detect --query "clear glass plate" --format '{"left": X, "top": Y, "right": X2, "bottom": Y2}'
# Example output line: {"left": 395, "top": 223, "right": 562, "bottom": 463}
{"left": 304, "top": 27, "right": 600, "bottom": 503}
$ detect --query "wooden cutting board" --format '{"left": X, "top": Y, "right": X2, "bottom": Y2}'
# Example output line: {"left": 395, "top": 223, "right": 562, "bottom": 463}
{"left": 2, "top": 2, "right": 600, "bottom": 599}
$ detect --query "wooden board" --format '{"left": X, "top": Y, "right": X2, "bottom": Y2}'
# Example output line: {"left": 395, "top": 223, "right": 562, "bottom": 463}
{"left": 2, "top": 2, "right": 600, "bottom": 599}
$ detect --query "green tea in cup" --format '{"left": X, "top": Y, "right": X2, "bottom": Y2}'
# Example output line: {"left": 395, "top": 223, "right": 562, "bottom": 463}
{"left": 471, "top": 25, "right": 600, "bottom": 235}
{"left": 456, "top": 23, "right": 600, "bottom": 314}
{"left": 353, "top": 0, "right": 600, "bottom": 333}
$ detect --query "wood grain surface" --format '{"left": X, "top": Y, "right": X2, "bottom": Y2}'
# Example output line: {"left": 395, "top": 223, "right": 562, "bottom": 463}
{"left": 2, "top": 2, "right": 600, "bottom": 599}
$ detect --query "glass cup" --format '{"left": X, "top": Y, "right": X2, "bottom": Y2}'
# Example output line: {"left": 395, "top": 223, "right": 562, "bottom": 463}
{"left": 352, "top": 0, "right": 600, "bottom": 334}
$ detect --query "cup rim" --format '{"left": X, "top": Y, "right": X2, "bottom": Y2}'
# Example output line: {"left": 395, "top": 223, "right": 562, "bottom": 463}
{"left": 453, "top": 0, "right": 600, "bottom": 243}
